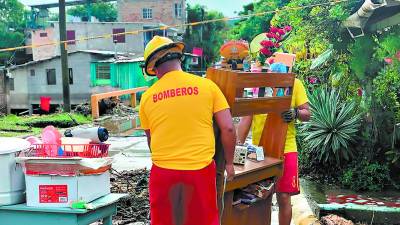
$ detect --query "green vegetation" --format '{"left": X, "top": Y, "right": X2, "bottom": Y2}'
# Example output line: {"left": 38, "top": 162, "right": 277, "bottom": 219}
{"left": 340, "top": 160, "right": 391, "bottom": 191}
{"left": 183, "top": 4, "right": 229, "bottom": 66}
{"left": 300, "top": 88, "right": 361, "bottom": 166}
{"left": 0, "top": 113, "right": 92, "bottom": 137}
{"left": 228, "top": 0, "right": 400, "bottom": 191}
{"left": 67, "top": 2, "right": 117, "bottom": 22}
{"left": 228, "top": 1, "right": 289, "bottom": 41}
{"left": 0, "top": 0, "right": 26, "bottom": 65}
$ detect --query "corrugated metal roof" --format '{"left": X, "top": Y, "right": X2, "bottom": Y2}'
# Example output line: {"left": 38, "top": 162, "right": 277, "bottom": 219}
{"left": 97, "top": 57, "right": 144, "bottom": 63}
{"left": 8, "top": 50, "right": 140, "bottom": 70}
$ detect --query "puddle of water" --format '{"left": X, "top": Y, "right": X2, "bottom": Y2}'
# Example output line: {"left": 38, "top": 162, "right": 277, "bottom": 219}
{"left": 301, "top": 179, "right": 400, "bottom": 208}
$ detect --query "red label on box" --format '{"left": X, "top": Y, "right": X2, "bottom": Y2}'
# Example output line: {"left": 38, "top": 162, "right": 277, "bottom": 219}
{"left": 39, "top": 185, "right": 68, "bottom": 203}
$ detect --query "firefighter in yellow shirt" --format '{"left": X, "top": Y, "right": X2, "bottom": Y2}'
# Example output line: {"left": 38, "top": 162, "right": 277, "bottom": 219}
{"left": 139, "top": 36, "right": 236, "bottom": 225}
{"left": 238, "top": 73, "right": 310, "bottom": 225}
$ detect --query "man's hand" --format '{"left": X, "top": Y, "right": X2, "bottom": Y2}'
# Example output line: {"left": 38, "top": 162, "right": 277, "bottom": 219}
{"left": 225, "top": 163, "right": 235, "bottom": 181}
{"left": 281, "top": 108, "right": 298, "bottom": 123}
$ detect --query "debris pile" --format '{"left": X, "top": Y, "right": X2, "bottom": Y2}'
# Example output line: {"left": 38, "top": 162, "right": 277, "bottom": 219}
{"left": 111, "top": 103, "right": 137, "bottom": 117}
{"left": 74, "top": 98, "right": 138, "bottom": 118}
{"left": 320, "top": 214, "right": 354, "bottom": 225}
{"left": 73, "top": 102, "right": 91, "bottom": 116}
{"left": 111, "top": 169, "right": 150, "bottom": 225}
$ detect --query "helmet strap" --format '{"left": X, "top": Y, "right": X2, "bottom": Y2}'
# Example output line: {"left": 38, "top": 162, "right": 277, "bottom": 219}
{"left": 154, "top": 52, "right": 183, "bottom": 68}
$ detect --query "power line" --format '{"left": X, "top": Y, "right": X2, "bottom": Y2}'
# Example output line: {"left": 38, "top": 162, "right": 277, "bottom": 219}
{"left": 0, "top": 0, "right": 351, "bottom": 53}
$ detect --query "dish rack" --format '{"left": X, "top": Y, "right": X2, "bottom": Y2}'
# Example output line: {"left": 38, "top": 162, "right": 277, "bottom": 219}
{"left": 23, "top": 143, "right": 110, "bottom": 158}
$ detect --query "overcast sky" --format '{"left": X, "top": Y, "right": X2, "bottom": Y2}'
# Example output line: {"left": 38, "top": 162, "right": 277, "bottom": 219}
{"left": 19, "top": 0, "right": 253, "bottom": 17}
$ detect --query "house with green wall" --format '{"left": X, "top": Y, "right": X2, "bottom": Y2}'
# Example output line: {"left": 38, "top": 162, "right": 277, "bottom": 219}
{"left": 90, "top": 53, "right": 201, "bottom": 99}
{"left": 90, "top": 57, "right": 158, "bottom": 100}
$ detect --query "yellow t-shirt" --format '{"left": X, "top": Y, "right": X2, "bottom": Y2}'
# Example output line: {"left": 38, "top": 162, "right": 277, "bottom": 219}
{"left": 252, "top": 78, "right": 308, "bottom": 153}
{"left": 139, "top": 71, "right": 230, "bottom": 170}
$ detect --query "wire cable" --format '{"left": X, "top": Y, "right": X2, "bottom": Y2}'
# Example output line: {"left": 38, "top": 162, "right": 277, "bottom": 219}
{"left": 0, "top": 0, "right": 351, "bottom": 53}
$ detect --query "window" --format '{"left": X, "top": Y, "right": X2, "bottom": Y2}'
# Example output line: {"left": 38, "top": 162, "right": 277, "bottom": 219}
{"left": 69, "top": 68, "right": 73, "bottom": 84}
{"left": 40, "top": 32, "right": 47, "bottom": 37}
{"left": 46, "top": 69, "right": 56, "bottom": 85}
{"left": 174, "top": 3, "right": 182, "bottom": 18}
{"left": 30, "top": 69, "right": 35, "bottom": 76}
{"left": 96, "top": 64, "right": 111, "bottom": 80}
{"left": 67, "top": 30, "right": 76, "bottom": 45}
{"left": 142, "top": 8, "right": 152, "bottom": 19}
{"left": 113, "top": 28, "right": 125, "bottom": 43}
{"left": 9, "top": 78, "right": 14, "bottom": 91}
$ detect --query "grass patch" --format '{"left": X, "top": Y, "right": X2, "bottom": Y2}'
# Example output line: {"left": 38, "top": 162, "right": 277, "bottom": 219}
{"left": 0, "top": 113, "right": 92, "bottom": 137}
{"left": 19, "top": 113, "right": 92, "bottom": 128}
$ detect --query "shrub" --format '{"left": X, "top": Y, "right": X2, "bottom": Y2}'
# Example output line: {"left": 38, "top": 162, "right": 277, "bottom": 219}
{"left": 340, "top": 159, "right": 391, "bottom": 191}
{"left": 300, "top": 88, "right": 362, "bottom": 166}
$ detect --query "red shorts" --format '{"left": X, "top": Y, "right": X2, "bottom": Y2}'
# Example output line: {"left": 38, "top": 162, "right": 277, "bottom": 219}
{"left": 276, "top": 152, "right": 300, "bottom": 195}
{"left": 149, "top": 162, "right": 219, "bottom": 225}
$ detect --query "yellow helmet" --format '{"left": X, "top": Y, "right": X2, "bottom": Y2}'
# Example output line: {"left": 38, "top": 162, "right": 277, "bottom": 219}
{"left": 143, "top": 36, "right": 185, "bottom": 76}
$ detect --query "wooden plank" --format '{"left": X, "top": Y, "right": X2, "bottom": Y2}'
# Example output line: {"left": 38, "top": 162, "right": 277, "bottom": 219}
{"left": 207, "top": 68, "right": 238, "bottom": 108}
{"left": 231, "top": 97, "right": 292, "bottom": 117}
{"left": 91, "top": 87, "right": 148, "bottom": 100}
{"left": 130, "top": 93, "right": 137, "bottom": 108}
{"left": 224, "top": 70, "right": 238, "bottom": 107}
{"left": 206, "top": 67, "right": 215, "bottom": 81}
{"left": 235, "top": 73, "right": 295, "bottom": 88}
{"left": 91, "top": 95, "right": 100, "bottom": 120}
{"left": 260, "top": 113, "right": 289, "bottom": 160}
{"left": 221, "top": 192, "right": 234, "bottom": 225}
{"left": 233, "top": 157, "right": 282, "bottom": 177}
{"left": 91, "top": 87, "right": 148, "bottom": 119}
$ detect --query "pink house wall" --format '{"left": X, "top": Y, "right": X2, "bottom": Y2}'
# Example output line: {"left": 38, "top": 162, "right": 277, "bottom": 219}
{"left": 31, "top": 27, "right": 57, "bottom": 61}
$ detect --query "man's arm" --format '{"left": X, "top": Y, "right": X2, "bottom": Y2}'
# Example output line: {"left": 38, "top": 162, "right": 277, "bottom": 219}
{"left": 281, "top": 103, "right": 311, "bottom": 123}
{"left": 214, "top": 109, "right": 236, "bottom": 181}
{"left": 237, "top": 116, "right": 253, "bottom": 144}
{"left": 297, "top": 103, "right": 310, "bottom": 122}
{"left": 144, "top": 129, "right": 151, "bottom": 151}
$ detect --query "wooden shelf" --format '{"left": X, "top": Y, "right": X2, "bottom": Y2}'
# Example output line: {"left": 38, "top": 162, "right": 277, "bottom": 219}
{"left": 207, "top": 68, "right": 295, "bottom": 225}
{"left": 225, "top": 158, "right": 282, "bottom": 192}
{"left": 206, "top": 68, "right": 295, "bottom": 117}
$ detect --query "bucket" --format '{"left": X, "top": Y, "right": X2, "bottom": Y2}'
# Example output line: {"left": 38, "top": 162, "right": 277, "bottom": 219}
{"left": 0, "top": 137, "right": 30, "bottom": 206}
{"left": 40, "top": 96, "right": 51, "bottom": 112}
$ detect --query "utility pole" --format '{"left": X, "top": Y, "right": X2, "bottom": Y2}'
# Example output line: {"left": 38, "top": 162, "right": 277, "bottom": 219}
{"left": 59, "top": 0, "right": 71, "bottom": 112}
{"left": 200, "top": 7, "right": 204, "bottom": 71}
{"left": 86, "top": 0, "right": 92, "bottom": 22}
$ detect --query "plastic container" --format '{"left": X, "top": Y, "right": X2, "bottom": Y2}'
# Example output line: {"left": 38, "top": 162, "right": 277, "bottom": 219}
{"left": 243, "top": 58, "right": 250, "bottom": 72}
{"left": 61, "top": 137, "right": 91, "bottom": 153}
{"left": 40, "top": 96, "right": 51, "bottom": 112}
{"left": 0, "top": 137, "right": 31, "bottom": 206}
{"left": 64, "top": 127, "right": 109, "bottom": 143}
{"left": 41, "top": 126, "right": 62, "bottom": 157}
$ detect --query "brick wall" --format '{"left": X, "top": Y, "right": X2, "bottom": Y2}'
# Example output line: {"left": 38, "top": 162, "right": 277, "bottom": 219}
{"left": 118, "top": 0, "right": 186, "bottom": 33}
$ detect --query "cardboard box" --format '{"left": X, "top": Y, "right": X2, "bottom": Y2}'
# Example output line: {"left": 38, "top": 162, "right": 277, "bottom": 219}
{"left": 25, "top": 171, "right": 110, "bottom": 207}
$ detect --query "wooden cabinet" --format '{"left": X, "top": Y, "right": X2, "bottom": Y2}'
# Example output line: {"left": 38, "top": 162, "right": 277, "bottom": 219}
{"left": 207, "top": 68, "right": 295, "bottom": 225}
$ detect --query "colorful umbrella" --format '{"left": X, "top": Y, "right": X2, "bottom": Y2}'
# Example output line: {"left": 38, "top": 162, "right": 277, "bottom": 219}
{"left": 219, "top": 40, "right": 249, "bottom": 60}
